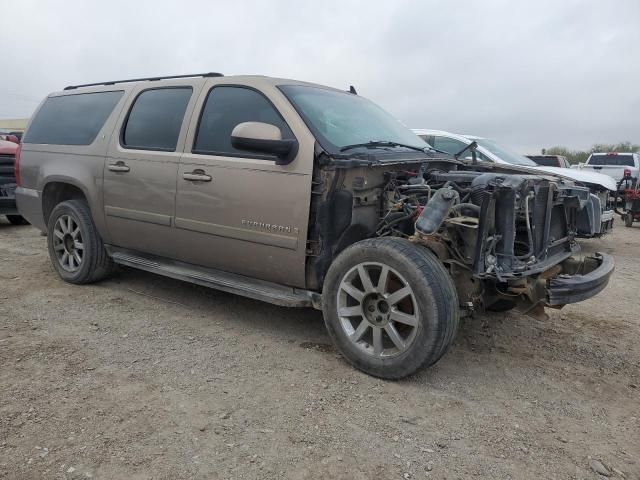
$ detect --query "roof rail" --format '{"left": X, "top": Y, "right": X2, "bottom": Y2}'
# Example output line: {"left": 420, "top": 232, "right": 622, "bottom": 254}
{"left": 63, "top": 72, "right": 224, "bottom": 90}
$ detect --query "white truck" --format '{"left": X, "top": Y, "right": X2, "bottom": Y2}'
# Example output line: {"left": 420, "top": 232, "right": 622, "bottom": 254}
{"left": 572, "top": 152, "right": 640, "bottom": 190}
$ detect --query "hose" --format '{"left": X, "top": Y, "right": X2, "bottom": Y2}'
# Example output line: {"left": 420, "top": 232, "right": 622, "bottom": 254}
{"left": 516, "top": 193, "right": 535, "bottom": 260}
{"left": 450, "top": 203, "right": 480, "bottom": 216}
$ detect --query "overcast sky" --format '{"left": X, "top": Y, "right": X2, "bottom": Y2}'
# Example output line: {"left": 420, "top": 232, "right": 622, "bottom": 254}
{"left": 1, "top": 0, "right": 638, "bottom": 153}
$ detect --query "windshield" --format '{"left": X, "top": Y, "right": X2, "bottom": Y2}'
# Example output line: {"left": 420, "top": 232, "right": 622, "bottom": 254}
{"left": 473, "top": 138, "right": 537, "bottom": 166}
{"left": 279, "top": 85, "right": 428, "bottom": 153}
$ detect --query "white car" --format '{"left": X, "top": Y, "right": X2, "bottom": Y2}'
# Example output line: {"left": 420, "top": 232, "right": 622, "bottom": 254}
{"left": 412, "top": 129, "right": 616, "bottom": 237}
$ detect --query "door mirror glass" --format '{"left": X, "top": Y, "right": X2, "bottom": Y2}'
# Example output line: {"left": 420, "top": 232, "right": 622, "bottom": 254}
{"left": 230, "top": 122, "right": 298, "bottom": 165}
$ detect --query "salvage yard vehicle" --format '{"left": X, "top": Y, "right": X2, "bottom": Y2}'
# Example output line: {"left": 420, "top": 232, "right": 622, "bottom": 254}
{"left": 413, "top": 129, "right": 617, "bottom": 238}
{"left": 0, "top": 137, "right": 28, "bottom": 225}
{"left": 621, "top": 187, "right": 640, "bottom": 227}
{"left": 573, "top": 152, "right": 640, "bottom": 190}
{"left": 16, "top": 73, "right": 614, "bottom": 378}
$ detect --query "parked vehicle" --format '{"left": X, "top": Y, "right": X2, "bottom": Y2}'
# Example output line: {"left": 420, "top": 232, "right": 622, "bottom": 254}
{"left": 0, "top": 133, "right": 21, "bottom": 144}
{"left": 526, "top": 154, "right": 571, "bottom": 168}
{"left": 0, "top": 139, "right": 28, "bottom": 225}
{"left": 572, "top": 152, "right": 640, "bottom": 190}
{"left": 17, "top": 73, "right": 614, "bottom": 378}
{"left": 621, "top": 184, "right": 640, "bottom": 227}
{"left": 413, "top": 129, "right": 616, "bottom": 237}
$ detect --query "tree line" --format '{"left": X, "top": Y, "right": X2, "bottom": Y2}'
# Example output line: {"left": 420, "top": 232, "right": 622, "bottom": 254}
{"left": 542, "top": 142, "right": 640, "bottom": 165}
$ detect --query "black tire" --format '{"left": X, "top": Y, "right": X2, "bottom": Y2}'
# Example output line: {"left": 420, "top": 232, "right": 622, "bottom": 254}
{"left": 47, "top": 200, "right": 115, "bottom": 284}
{"left": 6, "top": 215, "right": 29, "bottom": 225}
{"left": 486, "top": 299, "right": 517, "bottom": 312}
{"left": 322, "top": 237, "right": 459, "bottom": 379}
{"left": 625, "top": 213, "right": 633, "bottom": 227}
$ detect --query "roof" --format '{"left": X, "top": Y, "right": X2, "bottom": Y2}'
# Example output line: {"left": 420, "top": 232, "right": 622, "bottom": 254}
{"left": 55, "top": 74, "right": 345, "bottom": 97}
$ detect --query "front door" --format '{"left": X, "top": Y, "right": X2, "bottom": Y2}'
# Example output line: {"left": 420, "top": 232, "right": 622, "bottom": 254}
{"left": 172, "top": 82, "right": 314, "bottom": 287}
{"left": 103, "top": 83, "right": 201, "bottom": 258}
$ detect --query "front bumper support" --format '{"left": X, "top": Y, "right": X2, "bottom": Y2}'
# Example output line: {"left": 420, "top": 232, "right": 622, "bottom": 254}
{"left": 547, "top": 253, "right": 614, "bottom": 305}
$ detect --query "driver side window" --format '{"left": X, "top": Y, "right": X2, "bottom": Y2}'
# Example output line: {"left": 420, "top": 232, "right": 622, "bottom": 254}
{"left": 193, "top": 86, "right": 294, "bottom": 159}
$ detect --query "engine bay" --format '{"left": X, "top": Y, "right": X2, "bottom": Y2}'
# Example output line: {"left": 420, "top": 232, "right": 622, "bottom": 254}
{"left": 377, "top": 165, "right": 591, "bottom": 277}
{"left": 309, "top": 158, "right": 594, "bottom": 310}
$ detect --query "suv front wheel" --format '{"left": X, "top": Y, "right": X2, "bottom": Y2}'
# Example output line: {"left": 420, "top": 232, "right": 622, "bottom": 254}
{"left": 322, "top": 238, "right": 459, "bottom": 379}
{"left": 47, "top": 200, "right": 115, "bottom": 284}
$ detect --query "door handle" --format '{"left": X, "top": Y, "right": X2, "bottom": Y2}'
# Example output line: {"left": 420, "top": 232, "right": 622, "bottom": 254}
{"left": 108, "top": 161, "right": 130, "bottom": 173}
{"left": 183, "top": 170, "right": 212, "bottom": 182}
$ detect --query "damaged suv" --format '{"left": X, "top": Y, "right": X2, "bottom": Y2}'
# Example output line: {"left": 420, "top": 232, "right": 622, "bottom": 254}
{"left": 16, "top": 74, "right": 614, "bottom": 378}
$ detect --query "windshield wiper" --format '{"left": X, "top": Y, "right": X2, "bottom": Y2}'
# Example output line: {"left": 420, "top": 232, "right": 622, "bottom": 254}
{"left": 454, "top": 141, "right": 479, "bottom": 163}
{"left": 339, "top": 140, "right": 427, "bottom": 153}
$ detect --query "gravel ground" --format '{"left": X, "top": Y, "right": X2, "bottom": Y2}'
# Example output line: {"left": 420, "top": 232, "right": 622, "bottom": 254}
{"left": 0, "top": 219, "right": 638, "bottom": 480}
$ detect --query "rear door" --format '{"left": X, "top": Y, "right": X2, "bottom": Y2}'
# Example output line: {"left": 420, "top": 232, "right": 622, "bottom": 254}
{"left": 103, "top": 81, "right": 202, "bottom": 257}
{"left": 172, "top": 79, "right": 314, "bottom": 287}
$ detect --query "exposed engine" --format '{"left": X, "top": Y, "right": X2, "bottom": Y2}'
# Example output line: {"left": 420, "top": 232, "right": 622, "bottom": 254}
{"left": 356, "top": 163, "right": 591, "bottom": 311}
{"left": 308, "top": 158, "right": 606, "bottom": 313}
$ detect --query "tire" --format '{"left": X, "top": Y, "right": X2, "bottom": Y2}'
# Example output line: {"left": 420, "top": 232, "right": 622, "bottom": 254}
{"left": 486, "top": 299, "right": 517, "bottom": 312}
{"left": 322, "top": 237, "right": 459, "bottom": 379}
{"left": 6, "top": 215, "right": 29, "bottom": 225}
{"left": 47, "top": 200, "right": 115, "bottom": 284}
{"left": 625, "top": 213, "right": 633, "bottom": 227}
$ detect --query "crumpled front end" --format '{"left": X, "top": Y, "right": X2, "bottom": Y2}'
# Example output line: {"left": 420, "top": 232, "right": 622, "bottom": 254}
{"left": 402, "top": 167, "right": 614, "bottom": 311}
{"left": 547, "top": 253, "right": 614, "bottom": 305}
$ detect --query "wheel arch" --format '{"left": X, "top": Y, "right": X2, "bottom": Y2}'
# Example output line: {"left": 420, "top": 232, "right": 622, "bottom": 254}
{"left": 40, "top": 176, "right": 109, "bottom": 242}
{"left": 42, "top": 179, "right": 88, "bottom": 225}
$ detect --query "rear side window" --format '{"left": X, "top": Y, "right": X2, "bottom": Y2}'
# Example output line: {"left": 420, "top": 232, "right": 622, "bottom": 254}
{"left": 23, "top": 91, "right": 124, "bottom": 145}
{"left": 193, "top": 86, "right": 294, "bottom": 158}
{"left": 122, "top": 88, "right": 192, "bottom": 151}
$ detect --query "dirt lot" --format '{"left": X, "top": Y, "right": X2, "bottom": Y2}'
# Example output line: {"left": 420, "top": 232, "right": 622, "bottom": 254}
{"left": 0, "top": 220, "right": 638, "bottom": 480}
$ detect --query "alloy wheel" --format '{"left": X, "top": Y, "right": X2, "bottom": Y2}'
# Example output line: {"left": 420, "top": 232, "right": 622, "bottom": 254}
{"left": 52, "top": 214, "right": 84, "bottom": 272}
{"left": 337, "top": 262, "right": 419, "bottom": 358}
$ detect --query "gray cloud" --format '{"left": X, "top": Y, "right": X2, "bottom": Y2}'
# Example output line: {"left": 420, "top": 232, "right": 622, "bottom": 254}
{"left": 1, "top": 0, "right": 638, "bottom": 153}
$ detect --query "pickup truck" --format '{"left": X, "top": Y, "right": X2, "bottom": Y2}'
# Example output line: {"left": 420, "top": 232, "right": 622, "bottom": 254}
{"left": 16, "top": 73, "right": 614, "bottom": 378}
{"left": 572, "top": 152, "right": 640, "bottom": 189}
{"left": 0, "top": 138, "right": 27, "bottom": 225}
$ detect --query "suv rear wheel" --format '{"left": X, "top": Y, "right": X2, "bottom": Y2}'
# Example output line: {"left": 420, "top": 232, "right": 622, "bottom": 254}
{"left": 47, "top": 200, "right": 115, "bottom": 284}
{"left": 322, "top": 238, "right": 459, "bottom": 379}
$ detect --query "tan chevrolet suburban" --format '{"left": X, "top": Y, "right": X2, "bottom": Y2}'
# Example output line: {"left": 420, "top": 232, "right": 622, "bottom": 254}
{"left": 16, "top": 73, "right": 614, "bottom": 378}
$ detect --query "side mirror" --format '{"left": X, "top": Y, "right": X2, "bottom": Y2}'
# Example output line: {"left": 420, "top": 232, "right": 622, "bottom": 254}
{"left": 230, "top": 122, "right": 298, "bottom": 165}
